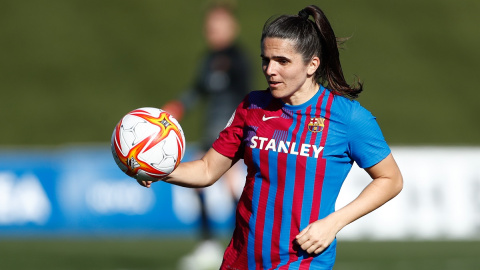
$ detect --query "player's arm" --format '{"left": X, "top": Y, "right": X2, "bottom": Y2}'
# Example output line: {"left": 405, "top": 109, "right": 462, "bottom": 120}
{"left": 331, "top": 153, "right": 403, "bottom": 230}
{"left": 296, "top": 153, "right": 403, "bottom": 254}
{"left": 137, "top": 147, "right": 236, "bottom": 188}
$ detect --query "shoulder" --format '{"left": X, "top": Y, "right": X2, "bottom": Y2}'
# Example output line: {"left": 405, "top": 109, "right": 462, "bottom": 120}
{"left": 330, "top": 94, "right": 374, "bottom": 119}
{"left": 344, "top": 98, "right": 384, "bottom": 141}
{"left": 349, "top": 100, "right": 376, "bottom": 122}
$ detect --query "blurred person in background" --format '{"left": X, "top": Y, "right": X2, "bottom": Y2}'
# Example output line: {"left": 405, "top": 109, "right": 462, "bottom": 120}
{"left": 161, "top": 1, "right": 252, "bottom": 269}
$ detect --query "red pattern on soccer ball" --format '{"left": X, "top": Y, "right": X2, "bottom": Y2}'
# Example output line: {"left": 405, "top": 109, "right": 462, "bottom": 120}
{"left": 112, "top": 108, "right": 185, "bottom": 179}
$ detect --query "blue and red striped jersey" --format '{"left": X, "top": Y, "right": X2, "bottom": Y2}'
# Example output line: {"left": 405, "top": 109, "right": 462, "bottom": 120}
{"left": 212, "top": 86, "right": 390, "bottom": 269}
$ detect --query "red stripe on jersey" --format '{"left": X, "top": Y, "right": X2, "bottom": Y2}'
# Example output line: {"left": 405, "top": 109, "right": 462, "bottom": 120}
{"left": 307, "top": 90, "right": 326, "bottom": 158}
{"left": 310, "top": 91, "right": 334, "bottom": 222}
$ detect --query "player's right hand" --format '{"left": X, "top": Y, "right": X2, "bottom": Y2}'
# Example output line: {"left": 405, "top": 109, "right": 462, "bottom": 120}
{"left": 137, "top": 180, "right": 154, "bottom": 188}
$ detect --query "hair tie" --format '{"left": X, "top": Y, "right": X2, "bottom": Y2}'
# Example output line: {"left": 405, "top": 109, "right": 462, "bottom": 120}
{"left": 298, "top": 9, "right": 309, "bottom": 20}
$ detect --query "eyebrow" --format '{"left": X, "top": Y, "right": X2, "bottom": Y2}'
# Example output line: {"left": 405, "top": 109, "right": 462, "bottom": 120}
{"left": 260, "top": 54, "right": 290, "bottom": 61}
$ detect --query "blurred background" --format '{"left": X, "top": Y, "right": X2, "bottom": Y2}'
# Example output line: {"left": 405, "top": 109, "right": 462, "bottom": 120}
{"left": 0, "top": 0, "right": 479, "bottom": 269}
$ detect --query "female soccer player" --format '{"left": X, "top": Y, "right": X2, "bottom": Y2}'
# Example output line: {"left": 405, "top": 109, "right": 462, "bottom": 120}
{"left": 139, "top": 4, "right": 403, "bottom": 269}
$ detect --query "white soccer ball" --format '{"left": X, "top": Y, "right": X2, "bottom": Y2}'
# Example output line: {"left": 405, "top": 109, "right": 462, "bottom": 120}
{"left": 111, "top": 107, "right": 186, "bottom": 181}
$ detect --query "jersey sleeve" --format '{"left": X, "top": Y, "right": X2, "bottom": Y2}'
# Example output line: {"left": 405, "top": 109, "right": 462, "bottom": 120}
{"left": 347, "top": 102, "right": 391, "bottom": 168}
{"left": 212, "top": 96, "right": 248, "bottom": 159}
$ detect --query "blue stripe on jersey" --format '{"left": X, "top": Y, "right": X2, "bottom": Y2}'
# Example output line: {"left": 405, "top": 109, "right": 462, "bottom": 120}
{"left": 248, "top": 147, "right": 262, "bottom": 270}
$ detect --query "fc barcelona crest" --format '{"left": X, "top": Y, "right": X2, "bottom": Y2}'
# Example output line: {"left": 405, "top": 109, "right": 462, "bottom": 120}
{"left": 308, "top": 117, "right": 325, "bottom": 133}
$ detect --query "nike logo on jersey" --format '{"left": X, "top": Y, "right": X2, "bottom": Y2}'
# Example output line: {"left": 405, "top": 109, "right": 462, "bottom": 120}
{"left": 262, "top": 115, "right": 279, "bottom": 121}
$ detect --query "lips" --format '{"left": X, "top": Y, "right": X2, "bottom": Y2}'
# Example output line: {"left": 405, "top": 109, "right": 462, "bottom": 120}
{"left": 268, "top": 80, "right": 282, "bottom": 88}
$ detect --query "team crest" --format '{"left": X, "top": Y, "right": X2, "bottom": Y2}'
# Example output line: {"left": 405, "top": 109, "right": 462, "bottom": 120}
{"left": 308, "top": 117, "right": 325, "bottom": 133}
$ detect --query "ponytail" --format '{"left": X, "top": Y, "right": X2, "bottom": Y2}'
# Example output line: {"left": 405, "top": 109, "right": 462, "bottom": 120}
{"left": 262, "top": 5, "right": 362, "bottom": 99}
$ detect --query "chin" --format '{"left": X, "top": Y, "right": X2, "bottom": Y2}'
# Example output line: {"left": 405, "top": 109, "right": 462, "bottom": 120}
{"left": 270, "top": 91, "right": 291, "bottom": 103}
{"left": 269, "top": 88, "right": 281, "bottom": 98}
{"left": 269, "top": 87, "right": 285, "bottom": 97}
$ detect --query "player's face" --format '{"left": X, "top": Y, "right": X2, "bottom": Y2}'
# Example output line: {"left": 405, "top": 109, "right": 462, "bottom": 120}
{"left": 261, "top": 37, "right": 319, "bottom": 105}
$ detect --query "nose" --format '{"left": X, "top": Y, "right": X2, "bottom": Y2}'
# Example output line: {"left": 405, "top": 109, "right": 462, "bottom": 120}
{"left": 263, "top": 61, "right": 276, "bottom": 76}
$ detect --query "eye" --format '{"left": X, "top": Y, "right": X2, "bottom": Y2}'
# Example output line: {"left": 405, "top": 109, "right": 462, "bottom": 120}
{"left": 261, "top": 57, "right": 269, "bottom": 65}
{"left": 274, "top": 57, "right": 290, "bottom": 65}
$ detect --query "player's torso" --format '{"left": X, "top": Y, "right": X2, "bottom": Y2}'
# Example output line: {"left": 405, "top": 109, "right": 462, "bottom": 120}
{"left": 229, "top": 88, "right": 351, "bottom": 269}
{"left": 241, "top": 89, "right": 353, "bottom": 183}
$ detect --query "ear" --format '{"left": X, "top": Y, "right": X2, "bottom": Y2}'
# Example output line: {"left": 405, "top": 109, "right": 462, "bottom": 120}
{"left": 307, "top": 56, "right": 320, "bottom": 76}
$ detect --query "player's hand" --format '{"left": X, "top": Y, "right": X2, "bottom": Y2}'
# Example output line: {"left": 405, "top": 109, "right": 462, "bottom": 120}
{"left": 137, "top": 180, "right": 153, "bottom": 188}
{"left": 295, "top": 217, "right": 340, "bottom": 255}
{"left": 136, "top": 174, "right": 171, "bottom": 188}
{"left": 136, "top": 179, "right": 161, "bottom": 188}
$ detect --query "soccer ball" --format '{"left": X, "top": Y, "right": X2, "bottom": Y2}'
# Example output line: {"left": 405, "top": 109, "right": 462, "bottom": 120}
{"left": 111, "top": 107, "right": 186, "bottom": 181}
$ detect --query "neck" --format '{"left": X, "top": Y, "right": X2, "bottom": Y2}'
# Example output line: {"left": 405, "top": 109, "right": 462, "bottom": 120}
{"left": 282, "top": 82, "right": 319, "bottom": 106}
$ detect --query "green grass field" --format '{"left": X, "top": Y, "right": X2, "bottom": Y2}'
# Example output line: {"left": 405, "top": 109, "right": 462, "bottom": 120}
{"left": 0, "top": 238, "right": 478, "bottom": 270}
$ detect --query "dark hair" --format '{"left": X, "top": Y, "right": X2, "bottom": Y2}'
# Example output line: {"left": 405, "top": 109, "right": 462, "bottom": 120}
{"left": 261, "top": 5, "right": 362, "bottom": 99}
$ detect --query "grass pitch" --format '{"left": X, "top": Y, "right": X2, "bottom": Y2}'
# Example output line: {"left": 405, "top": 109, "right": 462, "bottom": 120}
{"left": 0, "top": 238, "right": 478, "bottom": 270}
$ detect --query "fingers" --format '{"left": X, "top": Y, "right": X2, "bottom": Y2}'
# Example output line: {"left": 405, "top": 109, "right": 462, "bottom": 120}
{"left": 137, "top": 177, "right": 164, "bottom": 188}
{"left": 296, "top": 227, "right": 307, "bottom": 239}
{"left": 295, "top": 226, "right": 330, "bottom": 255}
{"left": 137, "top": 179, "right": 153, "bottom": 188}
{"left": 295, "top": 225, "right": 310, "bottom": 245}
{"left": 298, "top": 240, "right": 327, "bottom": 255}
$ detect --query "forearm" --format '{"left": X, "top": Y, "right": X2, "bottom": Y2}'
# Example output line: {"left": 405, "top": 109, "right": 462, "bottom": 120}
{"left": 328, "top": 174, "right": 403, "bottom": 232}
{"left": 329, "top": 154, "right": 403, "bottom": 232}
{"left": 163, "top": 159, "right": 215, "bottom": 188}
{"left": 162, "top": 148, "right": 235, "bottom": 188}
